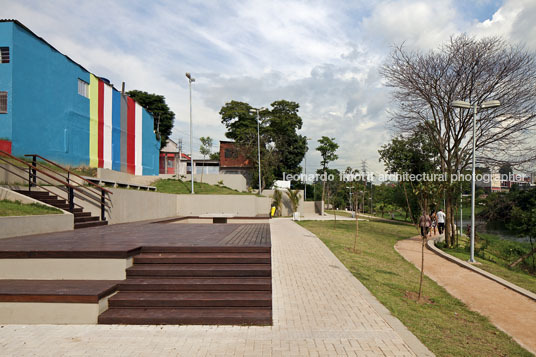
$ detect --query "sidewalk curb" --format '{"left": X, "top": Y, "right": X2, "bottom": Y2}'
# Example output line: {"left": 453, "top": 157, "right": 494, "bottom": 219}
{"left": 427, "top": 240, "right": 536, "bottom": 303}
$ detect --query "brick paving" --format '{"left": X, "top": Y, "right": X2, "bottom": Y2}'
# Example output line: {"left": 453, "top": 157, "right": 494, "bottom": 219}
{"left": 0, "top": 219, "right": 430, "bottom": 356}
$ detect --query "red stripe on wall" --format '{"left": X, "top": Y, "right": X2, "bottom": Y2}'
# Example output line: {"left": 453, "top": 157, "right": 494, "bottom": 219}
{"left": 98, "top": 80, "right": 104, "bottom": 168}
{"left": 127, "top": 97, "right": 136, "bottom": 174}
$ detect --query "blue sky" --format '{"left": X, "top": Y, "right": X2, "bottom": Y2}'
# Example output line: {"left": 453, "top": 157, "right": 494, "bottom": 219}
{"left": 2, "top": 0, "right": 535, "bottom": 175}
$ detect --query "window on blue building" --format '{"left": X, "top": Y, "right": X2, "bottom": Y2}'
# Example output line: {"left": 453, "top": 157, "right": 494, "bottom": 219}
{"left": 0, "top": 92, "right": 7, "bottom": 113}
{"left": 78, "top": 79, "right": 89, "bottom": 98}
{"left": 0, "top": 47, "right": 9, "bottom": 63}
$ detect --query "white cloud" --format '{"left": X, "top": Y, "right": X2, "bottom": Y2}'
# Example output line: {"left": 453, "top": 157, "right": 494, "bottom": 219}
{"left": 3, "top": 0, "right": 534, "bottom": 177}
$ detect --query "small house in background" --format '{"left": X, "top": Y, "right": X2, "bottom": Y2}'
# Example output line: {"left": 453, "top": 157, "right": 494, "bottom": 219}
{"left": 159, "top": 139, "right": 189, "bottom": 175}
{"left": 218, "top": 141, "right": 253, "bottom": 177}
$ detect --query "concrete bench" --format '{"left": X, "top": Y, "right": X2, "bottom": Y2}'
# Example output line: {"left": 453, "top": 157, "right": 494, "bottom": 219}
{"left": 199, "top": 213, "right": 236, "bottom": 224}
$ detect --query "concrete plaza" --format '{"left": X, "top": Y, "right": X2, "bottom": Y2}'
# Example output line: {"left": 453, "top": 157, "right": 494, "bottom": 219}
{"left": 0, "top": 218, "right": 431, "bottom": 356}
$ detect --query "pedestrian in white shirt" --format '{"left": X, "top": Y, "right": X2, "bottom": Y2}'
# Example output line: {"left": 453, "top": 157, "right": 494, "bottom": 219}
{"left": 437, "top": 209, "right": 446, "bottom": 235}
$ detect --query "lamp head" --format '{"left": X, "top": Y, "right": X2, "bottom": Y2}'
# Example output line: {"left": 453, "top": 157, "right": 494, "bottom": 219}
{"left": 452, "top": 100, "right": 471, "bottom": 109}
{"left": 185, "top": 72, "right": 195, "bottom": 82}
{"left": 481, "top": 100, "right": 500, "bottom": 109}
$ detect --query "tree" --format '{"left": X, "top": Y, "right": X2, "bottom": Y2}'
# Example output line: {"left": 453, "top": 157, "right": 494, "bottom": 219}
{"left": 316, "top": 136, "right": 339, "bottom": 211}
{"left": 209, "top": 152, "right": 220, "bottom": 161}
{"left": 127, "top": 90, "right": 175, "bottom": 148}
{"left": 219, "top": 100, "right": 307, "bottom": 189}
{"left": 272, "top": 189, "right": 283, "bottom": 217}
{"left": 286, "top": 188, "right": 301, "bottom": 213}
{"left": 381, "top": 34, "right": 536, "bottom": 247}
{"left": 199, "top": 136, "right": 213, "bottom": 183}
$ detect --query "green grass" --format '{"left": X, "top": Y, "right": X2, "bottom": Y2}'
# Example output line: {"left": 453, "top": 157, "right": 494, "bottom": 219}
{"left": 153, "top": 179, "right": 252, "bottom": 195}
{"left": 298, "top": 219, "right": 531, "bottom": 357}
{"left": 325, "top": 209, "right": 353, "bottom": 217}
{"left": 441, "top": 234, "right": 536, "bottom": 295}
{"left": 0, "top": 200, "right": 62, "bottom": 216}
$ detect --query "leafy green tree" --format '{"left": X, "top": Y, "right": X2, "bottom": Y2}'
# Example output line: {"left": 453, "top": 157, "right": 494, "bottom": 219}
{"left": 199, "top": 136, "right": 213, "bottom": 183}
{"left": 316, "top": 136, "right": 339, "bottom": 208}
{"left": 127, "top": 90, "right": 174, "bottom": 148}
{"left": 209, "top": 152, "right": 220, "bottom": 161}
{"left": 219, "top": 100, "right": 306, "bottom": 189}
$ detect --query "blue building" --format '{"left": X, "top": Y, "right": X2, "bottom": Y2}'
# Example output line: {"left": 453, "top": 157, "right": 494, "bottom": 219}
{"left": 0, "top": 20, "right": 160, "bottom": 175}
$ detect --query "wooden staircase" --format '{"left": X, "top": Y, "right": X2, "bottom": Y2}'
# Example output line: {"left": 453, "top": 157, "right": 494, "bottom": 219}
{"left": 98, "top": 246, "right": 272, "bottom": 325}
{"left": 15, "top": 190, "right": 107, "bottom": 229}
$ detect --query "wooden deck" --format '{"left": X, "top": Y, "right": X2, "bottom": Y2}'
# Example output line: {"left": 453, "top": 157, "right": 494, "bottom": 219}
{"left": 0, "top": 221, "right": 271, "bottom": 258}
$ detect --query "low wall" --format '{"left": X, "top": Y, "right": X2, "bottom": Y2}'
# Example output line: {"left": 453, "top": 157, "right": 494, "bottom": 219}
{"left": 0, "top": 258, "right": 132, "bottom": 280}
{"left": 177, "top": 194, "right": 271, "bottom": 216}
{"left": 0, "top": 187, "right": 74, "bottom": 239}
{"left": 182, "top": 174, "right": 248, "bottom": 192}
{"left": 0, "top": 299, "right": 110, "bottom": 324}
{"left": 97, "top": 168, "right": 158, "bottom": 186}
{"left": 0, "top": 163, "right": 49, "bottom": 185}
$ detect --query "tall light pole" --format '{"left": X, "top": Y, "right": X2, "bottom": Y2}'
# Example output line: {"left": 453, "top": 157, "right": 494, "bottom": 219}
{"left": 452, "top": 99, "right": 500, "bottom": 263}
{"left": 304, "top": 137, "right": 312, "bottom": 201}
{"left": 250, "top": 107, "right": 266, "bottom": 195}
{"left": 185, "top": 72, "right": 195, "bottom": 194}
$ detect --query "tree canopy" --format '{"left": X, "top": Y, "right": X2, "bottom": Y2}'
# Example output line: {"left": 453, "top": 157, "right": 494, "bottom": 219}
{"left": 127, "top": 90, "right": 175, "bottom": 149}
{"left": 219, "top": 100, "right": 307, "bottom": 189}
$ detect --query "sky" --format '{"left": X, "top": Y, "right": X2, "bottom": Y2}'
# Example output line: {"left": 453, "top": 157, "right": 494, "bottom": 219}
{"left": 2, "top": 0, "right": 536, "bottom": 176}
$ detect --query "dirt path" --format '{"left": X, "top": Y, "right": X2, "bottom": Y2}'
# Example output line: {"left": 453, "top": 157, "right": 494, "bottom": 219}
{"left": 395, "top": 236, "right": 536, "bottom": 355}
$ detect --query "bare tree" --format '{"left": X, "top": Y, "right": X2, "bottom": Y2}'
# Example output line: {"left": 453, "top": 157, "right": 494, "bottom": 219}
{"left": 382, "top": 34, "right": 536, "bottom": 247}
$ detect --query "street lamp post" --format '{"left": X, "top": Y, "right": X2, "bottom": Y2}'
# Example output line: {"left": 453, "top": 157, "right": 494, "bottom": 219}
{"left": 186, "top": 72, "right": 195, "bottom": 194}
{"left": 304, "top": 137, "right": 312, "bottom": 201}
{"left": 250, "top": 107, "right": 266, "bottom": 195}
{"left": 452, "top": 99, "right": 500, "bottom": 263}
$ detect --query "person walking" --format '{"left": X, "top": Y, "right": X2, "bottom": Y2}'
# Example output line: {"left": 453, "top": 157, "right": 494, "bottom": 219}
{"left": 430, "top": 210, "right": 437, "bottom": 237}
{"left": 418, "top": 212, "right": 432, "bottom": 239}
{"left": 437, "top": 208, "right": 446, "bottom": 235}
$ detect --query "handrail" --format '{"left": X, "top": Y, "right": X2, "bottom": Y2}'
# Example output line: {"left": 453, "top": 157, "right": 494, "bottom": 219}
{"left": 0, "top": 157, "right": 84, "bottom": 210}
{"left": 0, "top": 151, "right": 111, "bottom": 220}
{"left": 24, "top": 154, "right": 113, "bottom": 195}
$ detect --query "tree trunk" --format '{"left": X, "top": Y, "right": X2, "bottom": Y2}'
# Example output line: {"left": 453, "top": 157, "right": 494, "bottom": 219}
{"left": 418, "top": 235, "right": 425, "bottom": 300}
{"left": 402, "top": 182, "right": 415, "bottom": 224}
{"left": 444, "top": 190, "right": 454, "bottom": 247}
{"left": 353, "top": 194, "right": 359, "bottom": 253}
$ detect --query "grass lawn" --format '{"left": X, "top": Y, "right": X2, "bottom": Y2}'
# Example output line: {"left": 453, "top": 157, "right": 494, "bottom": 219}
{"left": 154, "top": 179, "right": 252, "bottom": 195}
{"left": 0, "top": 200, "right": 62, "bottom": 216}
{"left": 441, "top": 234, "right": 536, "bottom": 295}
{"left": 325, "top": 209, "right": 353, "bottom": 217}
{"left": 298, "top": 219, "right": 531, "bottom": 357}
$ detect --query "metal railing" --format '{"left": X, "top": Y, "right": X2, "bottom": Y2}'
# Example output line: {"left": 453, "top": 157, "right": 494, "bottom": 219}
{"left": 0, "top": 151, "right": 112, "bottom": 220}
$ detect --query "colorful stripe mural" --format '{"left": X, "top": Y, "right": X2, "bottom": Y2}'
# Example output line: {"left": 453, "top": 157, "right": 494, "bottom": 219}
{"left": 88, "top": 75, "right": 151, "bottom": 175}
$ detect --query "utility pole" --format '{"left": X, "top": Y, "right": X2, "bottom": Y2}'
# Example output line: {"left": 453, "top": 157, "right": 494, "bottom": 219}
{"left": 361, "top": 160, "right": 368, "bottom": 214}
{"left": 186, "top": 72, "right": 195, "bottom": 194}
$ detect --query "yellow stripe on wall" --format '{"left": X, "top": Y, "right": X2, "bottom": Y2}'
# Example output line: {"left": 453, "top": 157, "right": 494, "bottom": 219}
{"left": 89, "top": 74, "right": 99, "bottom": 167}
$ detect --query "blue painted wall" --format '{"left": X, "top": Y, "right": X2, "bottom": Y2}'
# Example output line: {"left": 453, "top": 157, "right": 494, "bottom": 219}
{"left": 142, "top": 108, "right": 159, "bottom": 175}
{"left": 0, "top": 22, "right": 13, "bottom": 141}
{"left": 11, "top": 22, "right": 90, "bottom": 165}
{"left": 3, "top": 21, "right": 160, "bottom": 175}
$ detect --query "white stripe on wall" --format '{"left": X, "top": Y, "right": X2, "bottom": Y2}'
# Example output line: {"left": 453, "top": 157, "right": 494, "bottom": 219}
{"left": 135, "top": 103, "right": 143, "bottom": 176}
{"left": 103, "top": 84, "right": 113, "bottom": 169}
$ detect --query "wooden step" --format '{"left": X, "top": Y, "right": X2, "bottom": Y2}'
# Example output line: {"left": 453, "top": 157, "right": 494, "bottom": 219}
{"left": 126, "top": 264, "right": 271, "bottom": 278}
{"left": 141, "top": 246, "right": 271, "bottom": 254}
{"left": 118, "top": 277, "right": 272, "bottom": 291}
{"left": 74, "top": 220, "right": 108, "bottom": 229}
{"left": 74, "top": 216, "right": 100, "bottom": 224}
{"left": 98, "top": 307, "right": 272, "bottom": 325}
{"left": 134, "top": 252, "right": 271, "bottom": 264}
{"left": 74, "top": 211, "right": 92, "bottom": 217}
{"left": 108, "top": 291, "right": 272, "bottom": 308}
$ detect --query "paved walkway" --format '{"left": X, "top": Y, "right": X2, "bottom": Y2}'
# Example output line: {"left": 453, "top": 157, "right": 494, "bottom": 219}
{"left": 0, "top": 219, "right": 430, "bottom": 356}
{"left": 396, "top": 236, "right": 536, "bottom": 355}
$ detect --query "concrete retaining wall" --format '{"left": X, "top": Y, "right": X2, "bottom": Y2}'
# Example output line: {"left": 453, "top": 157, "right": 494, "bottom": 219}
{"left": 0, "top": 187, "right": 74, "bottom": 239}
{"left": 182, "top": 174, "right": 248, "bottom": 192}
{"left": 97, "top": 168, "right": 158, "bottom": 186}
{"left": 177, "top": 194, "right": 271, "bottom": 216}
